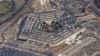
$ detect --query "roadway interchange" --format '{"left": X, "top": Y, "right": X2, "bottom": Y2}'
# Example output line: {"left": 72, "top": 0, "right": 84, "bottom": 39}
{"left": 0, "top": 0, "right": 35, "bottom": 35}
{"left": 79, "top": 0, "right": 100, "bottom": 16}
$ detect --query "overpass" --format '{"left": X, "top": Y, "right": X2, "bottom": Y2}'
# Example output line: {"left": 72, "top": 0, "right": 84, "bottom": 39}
{"left": 79, "top": 0, "right": 100, "bottom": 16}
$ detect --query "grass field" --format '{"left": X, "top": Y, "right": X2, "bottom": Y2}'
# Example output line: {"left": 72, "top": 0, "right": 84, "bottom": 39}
{"left": 0, "top": 2, "right": 12, "bottom": 14}
{"left": 0, "top": 0, "right": 25, "bottom": 25}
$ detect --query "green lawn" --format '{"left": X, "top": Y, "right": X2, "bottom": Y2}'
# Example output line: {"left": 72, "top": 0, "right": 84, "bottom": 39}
{"left": 0, "top": 2, "right": 12, "bottom": 14}
{"left": 0, "top": 0, "right": 25, "bottom": 25}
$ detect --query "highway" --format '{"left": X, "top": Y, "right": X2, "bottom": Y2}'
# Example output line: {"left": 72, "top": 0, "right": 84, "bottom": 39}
{"left": 79, "top": 0, "right": 100, "bottom": 16}
{"left": 0, "top": 0, "right": 35, "bottom": 35}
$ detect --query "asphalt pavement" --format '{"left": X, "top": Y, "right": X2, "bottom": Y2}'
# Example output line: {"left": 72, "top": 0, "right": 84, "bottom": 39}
{"left": 79, "top": 0, "right": 100, "bottom": 16}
